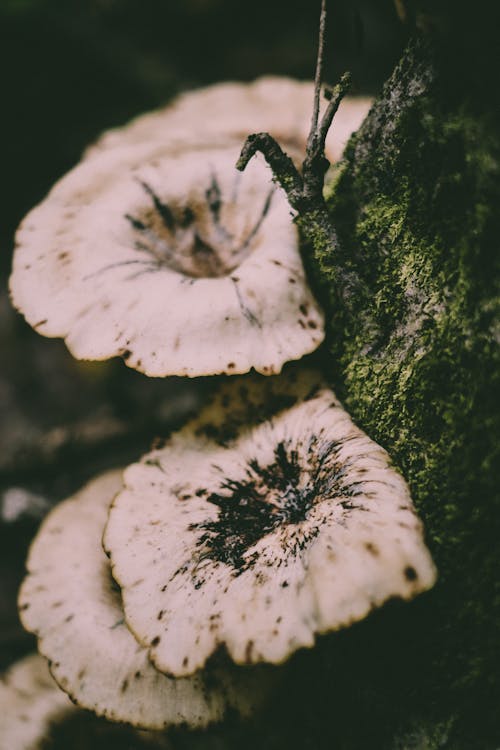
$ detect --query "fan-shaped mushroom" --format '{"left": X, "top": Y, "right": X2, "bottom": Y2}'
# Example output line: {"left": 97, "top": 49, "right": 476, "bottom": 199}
{"left": 104, "top": 371, "right": 436, "bottom": 678}
{"left": 10, "top": 145, "right": 323, "bottom": 377}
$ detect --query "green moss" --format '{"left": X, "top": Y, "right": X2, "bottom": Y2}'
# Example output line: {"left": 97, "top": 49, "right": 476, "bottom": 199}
{"left": 310, "top": 37, "right": 500, "bottom": 741}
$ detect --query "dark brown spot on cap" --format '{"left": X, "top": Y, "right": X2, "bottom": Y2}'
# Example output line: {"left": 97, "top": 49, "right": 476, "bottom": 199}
{"left": 404, "top": 566, "right": 418, "bottom": 582}
{"left": 245, "top": 640, "right": 254, "bottom": 662}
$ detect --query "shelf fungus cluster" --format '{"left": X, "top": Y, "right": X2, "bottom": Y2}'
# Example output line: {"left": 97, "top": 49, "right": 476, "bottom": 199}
{"left": 9, "top": 67, "right": 435, "bottom": 746}
{"left": 17, "top": 471, "right": 268, "bottom": 734}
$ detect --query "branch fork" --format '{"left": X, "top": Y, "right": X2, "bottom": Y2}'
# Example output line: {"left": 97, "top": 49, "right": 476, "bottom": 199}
{"left": 236, "top": 0, "right": 351, "bottom": 239}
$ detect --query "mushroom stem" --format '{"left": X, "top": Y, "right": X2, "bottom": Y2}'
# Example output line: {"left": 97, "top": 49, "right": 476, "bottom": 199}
{"left": 236, "top": 0, "right": 351, "bottom": 255}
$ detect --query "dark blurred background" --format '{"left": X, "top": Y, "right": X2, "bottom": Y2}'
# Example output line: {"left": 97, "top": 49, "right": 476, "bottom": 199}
{"left": 0, "top": 0, "right": 409, "bottom": 669}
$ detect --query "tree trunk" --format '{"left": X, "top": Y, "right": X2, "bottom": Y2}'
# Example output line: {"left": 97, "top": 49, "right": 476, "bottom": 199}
{"left": 309, "top": 23, "right": 500, "bottom": 749}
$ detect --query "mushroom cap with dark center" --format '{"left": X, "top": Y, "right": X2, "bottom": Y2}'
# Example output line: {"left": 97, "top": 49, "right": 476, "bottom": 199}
{"left": 10, "top": 145, "right": 324, "bottom": 377}
{"left": 194, "top": 439, "right": 344, "bottom": 572}
{"left": 18, "top": 470, "right": 272, "bottom": 730}
{"left": 104, "top": 372, "right": 437, "bottom": 677}
{"left": 125, "top": 173, "right": 273, "bottom": 279}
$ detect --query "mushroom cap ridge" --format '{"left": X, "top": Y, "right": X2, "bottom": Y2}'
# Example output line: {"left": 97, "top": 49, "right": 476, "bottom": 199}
{"left": 87, "top": 76, "right": 372, "bottom": 167}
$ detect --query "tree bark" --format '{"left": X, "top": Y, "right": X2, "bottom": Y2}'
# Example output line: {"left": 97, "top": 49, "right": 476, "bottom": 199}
{"left": 310, "top": 26, "right": 500, "bottom": 749}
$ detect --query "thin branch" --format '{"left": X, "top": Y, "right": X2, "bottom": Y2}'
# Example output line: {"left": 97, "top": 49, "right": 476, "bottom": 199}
{"left": 236, "top": 133, "right": 303, "bottom": 207}
{"left": 317, "top": 72, "right": 352, "bottom": 151}
{"left": 236, "top": 0, "right": 351, "bottom": 236}
{"left": 307, "top": 0, "right": 328, "bottom": 153}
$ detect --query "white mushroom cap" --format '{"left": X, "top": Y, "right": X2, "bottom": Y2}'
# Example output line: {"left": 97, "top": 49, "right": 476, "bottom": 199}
{"left": 87, "top": 76, "right": 372, "bottom": 165}
{"left": 18, "top": 470, "right": 270, "bottom": 730}
{"left": 104, "top": 372, "right": 437, "bottom": 678}
{"left": 10, "top": 144, "right": 324, "bottom": 377}
{"left": 0, "top": 653, "right": 75, "bottom": 750}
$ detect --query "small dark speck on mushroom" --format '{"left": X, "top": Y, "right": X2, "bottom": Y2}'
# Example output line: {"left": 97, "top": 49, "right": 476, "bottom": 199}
{"left": 404, "top": 566, "right": 418, "bottom": 582}
{"left": 151, "top": 636, "right": 161, "bottom": 646}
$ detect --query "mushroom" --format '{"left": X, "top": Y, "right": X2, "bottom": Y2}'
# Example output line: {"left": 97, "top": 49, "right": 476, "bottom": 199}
{"left": 10, "top": 144, "right": 324, "bottom": 377}
{"left": 18, "top": 470, "right": 272, "bottom": 730}
{"left": 86, "top": 76, "right": 372, "bottom": 167}
{"left": 104, "top": 370, "right": 436, "bottom": 678}
{"left": 0, "top": 653, "right": 76, "bottom": 750}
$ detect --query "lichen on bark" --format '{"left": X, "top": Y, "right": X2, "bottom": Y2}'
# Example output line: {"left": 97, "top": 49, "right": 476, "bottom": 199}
{"left": 310, "top": 33, "right": 500, "bottom": 746}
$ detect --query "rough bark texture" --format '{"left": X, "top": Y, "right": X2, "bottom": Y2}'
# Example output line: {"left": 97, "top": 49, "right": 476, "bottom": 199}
{"left": 309, "top": 33, "right": 500, "bottom": 748}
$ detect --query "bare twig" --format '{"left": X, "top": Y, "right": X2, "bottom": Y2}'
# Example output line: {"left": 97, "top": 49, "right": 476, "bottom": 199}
{"left": 236, "top": 0, "right": 351, "bottom": 248}
{"left": 317, "top": 72, "right": 352, "bottom": 158}
{"left": 307, "top": 0, "right": 328, "bottom": 154}
{"left": 236, "top": 134, "right": 303, "bottom": 209}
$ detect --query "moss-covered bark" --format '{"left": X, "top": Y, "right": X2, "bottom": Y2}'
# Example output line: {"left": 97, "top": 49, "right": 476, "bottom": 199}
{"left": 311, "top": 33, "right": 500, "bottom": 747}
